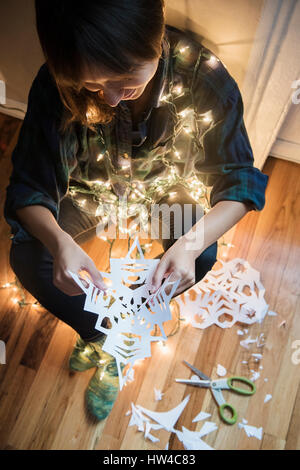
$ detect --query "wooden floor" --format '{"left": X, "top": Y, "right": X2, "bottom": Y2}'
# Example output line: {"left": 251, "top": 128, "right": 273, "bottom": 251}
{"left": 0, "top": 112, "right": 299, "bottom": 450}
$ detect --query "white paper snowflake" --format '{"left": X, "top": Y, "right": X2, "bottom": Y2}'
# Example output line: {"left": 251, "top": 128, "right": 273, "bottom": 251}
{"left": 68, "top": 236, "right": 181, "bottom": 389}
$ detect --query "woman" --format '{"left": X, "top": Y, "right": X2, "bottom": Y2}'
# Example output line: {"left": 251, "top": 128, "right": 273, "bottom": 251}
{"left": 4, "top": 0, "right": 268, "bottom": 421}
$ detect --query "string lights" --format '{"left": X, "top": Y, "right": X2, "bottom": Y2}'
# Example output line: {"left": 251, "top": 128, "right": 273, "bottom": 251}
{"left": 2, "top": 48, "right": 233, "bottom": 308}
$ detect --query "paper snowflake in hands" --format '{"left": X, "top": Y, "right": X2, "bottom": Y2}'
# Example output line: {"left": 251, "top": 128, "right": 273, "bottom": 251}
{"left": 176, "top": 258, "right": 269, "bottom": 329}
{"left": 68, "top": 237, "right": 181, "bottom": 389}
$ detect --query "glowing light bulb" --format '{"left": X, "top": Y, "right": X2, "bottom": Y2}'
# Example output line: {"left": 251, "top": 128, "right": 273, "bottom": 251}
{"left": 173, "top": 85, "right": 183, "bottom": 95}
{"left": 97, "top": 153, "right": 104, "bottom": 161}
{"left": 179, "top": 108, "right": 190, "bottom": 118}
{"left": 179, "top": 46, "right": 190, "bottom": 54}
{"left": 207, "top": 55, "right": 219, "bottom": 67}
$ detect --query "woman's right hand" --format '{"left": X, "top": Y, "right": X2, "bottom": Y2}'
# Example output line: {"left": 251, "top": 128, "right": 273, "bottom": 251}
{"left": 52, "top": 231, "right": 107, "bottom": 296}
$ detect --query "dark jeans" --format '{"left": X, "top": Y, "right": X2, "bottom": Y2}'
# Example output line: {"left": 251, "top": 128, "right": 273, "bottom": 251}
{"left": 9, "top": 187, "right": 217, "bottom": 341}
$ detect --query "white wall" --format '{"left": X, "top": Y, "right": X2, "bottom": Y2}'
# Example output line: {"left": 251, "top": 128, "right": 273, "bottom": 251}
{"left": 0, "top": 0, "right": 43, "bottom": 106}
{"left": 270, "top": 101, "right": 300, "bottom": 164}
{"left": 165, "top": 0, "right": 264, "bottom": 87}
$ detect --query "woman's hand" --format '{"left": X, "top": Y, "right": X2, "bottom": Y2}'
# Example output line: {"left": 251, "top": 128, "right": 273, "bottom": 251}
{"left": 52, "top": 232, "right": 107, "bottom": 296}
{"left": 150, "top": 235, "right": 198, "bottom": 298}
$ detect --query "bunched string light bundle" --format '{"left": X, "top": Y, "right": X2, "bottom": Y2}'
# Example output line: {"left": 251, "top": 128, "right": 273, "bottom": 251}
{"left": 2, "top": 47, "right": 233, "bottom": 308}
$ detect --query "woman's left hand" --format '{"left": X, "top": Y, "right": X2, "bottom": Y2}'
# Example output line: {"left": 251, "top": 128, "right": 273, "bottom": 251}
{"left": 150, "top": 235, "right": 197, "bottom": 298}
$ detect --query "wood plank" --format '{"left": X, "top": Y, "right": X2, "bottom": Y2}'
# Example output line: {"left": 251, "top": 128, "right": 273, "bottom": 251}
{"left": 285, "top": 382, "right": 300, "bottom": 450}
{"left": 261, "top": 433, "right": 286, "bottom": 450}
{"left": 1, "top": 107, "right": 300, "bottom": 451}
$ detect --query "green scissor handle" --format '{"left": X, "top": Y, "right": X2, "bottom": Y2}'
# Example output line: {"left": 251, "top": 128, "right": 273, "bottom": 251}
{"left": 227, "top": 376, "right": 256, "bottom": 395}
{"left": 219, "top": 403, "right": 238, "bottom": 425}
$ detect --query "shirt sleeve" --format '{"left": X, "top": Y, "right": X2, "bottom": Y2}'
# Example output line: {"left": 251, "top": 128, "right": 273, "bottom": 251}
{"left": 191, "top": 49, "right": 269, "bottom": 212}
{"left": 4, "top": 63, "right": 70, "bottom": 244}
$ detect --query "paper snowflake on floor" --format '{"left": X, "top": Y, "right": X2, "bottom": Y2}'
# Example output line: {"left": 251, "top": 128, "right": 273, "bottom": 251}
{"left": 68, "top": 236, "right": 181, "bottom": 389}
{"left": 176, "top": 258, "right": 269, "bottom": 329}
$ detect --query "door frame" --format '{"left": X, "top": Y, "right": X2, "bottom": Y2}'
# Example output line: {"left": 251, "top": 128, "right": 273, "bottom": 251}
{"left": 241, "top": 0, "right": 300, "bottom": 171}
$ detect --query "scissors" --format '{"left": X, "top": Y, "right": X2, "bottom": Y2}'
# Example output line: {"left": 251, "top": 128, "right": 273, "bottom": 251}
{"left": 175, "top": 360, "right": 256, "bottom": 425}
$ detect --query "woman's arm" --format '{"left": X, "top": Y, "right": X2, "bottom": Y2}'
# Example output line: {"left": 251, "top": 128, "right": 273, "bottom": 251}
{"left": 15, "top": 205, "right": 107, "bottom": 296}
{"left": 150, "top": 200, "right": 249, "bottom": 296}
{"left": 183, "top": 199, "right": 250, "bottom": 255}
{"left": 16, "top": 205, "right": 71, "bottom": 257}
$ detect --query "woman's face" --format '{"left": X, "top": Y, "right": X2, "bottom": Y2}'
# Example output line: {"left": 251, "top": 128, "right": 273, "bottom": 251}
{"left": 81, "top": 57, "right": 160, "bottom": 107}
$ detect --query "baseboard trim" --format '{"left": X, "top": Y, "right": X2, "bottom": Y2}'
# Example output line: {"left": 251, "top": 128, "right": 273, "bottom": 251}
{"left": 270, "top": 138, "right": 300, "bottom": 164}
{"left": 0, "top": 98, "right": 27, "bottom": 120}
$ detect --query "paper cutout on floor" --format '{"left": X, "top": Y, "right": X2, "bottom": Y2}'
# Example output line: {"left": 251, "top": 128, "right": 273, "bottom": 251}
{"left": 216, "top": 364, "right": 227, "bottom": 377}
{"left": 136, "top": 395, "right": 190, "bottom": 433}
{"left": 264, "top": 394, "right": 272, "bottom": 403}
{"left": 192, "top": 411, "right": 211, "bottom": 423}
{"left": 176, "top": 258, "right": 269, "bottom": 330}
{"left": 68, "top": 236, "right": 181, "bottom": 390}
{"left": 240, "top": 336, "right": 258, "bottom": 349}
{"left": 128, "top": 395, "right": 190, "bottom": 445}
{"left": 175, "top": 423, "right": 217, "bottom": 450}
{"left": 238, "top": 422, "right": 263, "bottom": 440}
{"left": 154, "top": 388, "right": 164, "bottom": 401}
{"left": 250, "top": 370, "right": 260, "bottom": 382}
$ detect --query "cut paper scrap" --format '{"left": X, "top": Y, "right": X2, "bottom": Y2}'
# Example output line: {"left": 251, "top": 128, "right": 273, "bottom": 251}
{"left": 240, "top": 336, "right": 258, "bottom": 349}
{"left": 176, "top": 258, "right": 269, "bottom": 330}
{"left": 250, "top": 370, "right": 260, "bottom": 382}
{"left": 136, "top": 395, "right": 190, "bottom": 433}
{"left": 192, "top": 411, "right": 211, "bottom": 423}
{"left": 68, "top": 236, "right": 181, "bottom": 390}
{"left": 238, "top": 422, "right": 263, "bottom": 440}
{"left": 128, "top": 398, "right": 217, "bottom": 449}
{"left": 216, "top": 364, "right": 227, "bottom": 377}
{"left": 264, "top": 394, "right": 272, "bottom": 403}
{"left": 154, "top": 388, "right": 164, "bottom": 401}
{"left": 175, "top": 423, "right": 217, "bottom": 450}
{"left": 128, "top": 396, "right": 190, "bottom": 445}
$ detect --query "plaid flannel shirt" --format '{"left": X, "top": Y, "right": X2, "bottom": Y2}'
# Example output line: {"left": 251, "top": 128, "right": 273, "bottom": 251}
{"left": 4, "top": 24, "right": 269, "bottom": 245}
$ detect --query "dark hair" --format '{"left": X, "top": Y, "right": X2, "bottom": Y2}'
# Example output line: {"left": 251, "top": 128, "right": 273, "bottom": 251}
{"left": 35, "top": 0, "right": 165, "bottom": 133}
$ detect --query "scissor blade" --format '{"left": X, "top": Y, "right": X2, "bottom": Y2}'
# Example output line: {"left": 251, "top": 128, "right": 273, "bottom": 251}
{"left": 175, "top": 379, "right": 211, "bottom": 388}
{"left": 183, "top": 360, "right": 211, "bottom": 381}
